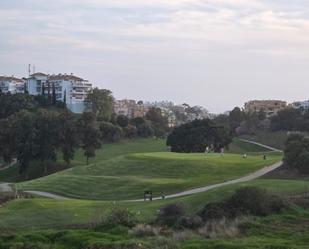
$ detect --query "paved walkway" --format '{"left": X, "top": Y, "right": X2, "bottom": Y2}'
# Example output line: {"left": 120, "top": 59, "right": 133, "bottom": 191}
{"left": 0, "top": 159, "right": 17, "bottom": 171}
{"left": 238, "top": 139, "right": 283, "bottom": 153}
{"left": 23, "top": 191, "right": 70, "bottom": 200}
{"left": 0, "top": 183, "right": 13, "bottom": 193}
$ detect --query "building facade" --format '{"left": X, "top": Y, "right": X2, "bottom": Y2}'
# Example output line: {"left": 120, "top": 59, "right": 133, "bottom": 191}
{"left": 292, "top": 100, "right": 309, "bottom": 111}
{"left": 27, "top": 73, "right": 92, "bottom": 113}
{"left": 244, "top": 100, "right": 287, "bottom": 117}
{"left": 0, "top": 76, "right": 25, "bottom": 94}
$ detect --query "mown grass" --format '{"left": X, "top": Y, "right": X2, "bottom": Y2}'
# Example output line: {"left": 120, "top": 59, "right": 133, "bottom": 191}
{"left": 0, "top": 137, "right": 272, "bottom": 183}
{"left": 1, "top": 179, "right": 309, "bottom": 248}
{"left": 2, "top": 179, "right": 309, "bottom": 231}
{"left": 0, "top": 138, "right": 167, "bottom": 183}
{"left": 17, "top": 152, "right": 282, "bottom": 200}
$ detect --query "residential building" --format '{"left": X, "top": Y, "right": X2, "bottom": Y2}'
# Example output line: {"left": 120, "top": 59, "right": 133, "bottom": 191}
{"left": 114, "top": 99, "right": 137, "bottom": 118}
{"left": 244, "top": 100, "right": 287, "bottom": 117}
{"left": 27, "top": 73, "right": 92, "bottom": 113}
{"left": 27, "top": 72, "right": 49, "bottom": 96}
{"left": 0, "top": 76, "right": 25, "bottom": 94}
{"left": 292, "top": 100, "right": 309, "bottom": 111}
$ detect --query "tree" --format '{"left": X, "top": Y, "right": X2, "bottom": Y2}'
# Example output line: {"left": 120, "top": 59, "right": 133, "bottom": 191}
{"left": 63, "top": 89, "right": 67, "bottom": 105}
{"left": 116, "top": 115, "right": 129, "bottom": 128}
{"left": 34, "top": 109, "right": 61, "bottom": 174}
{"left": 146, "top": 107, "right": 168, "bottom": 137}
{"left": 229, "top": 107, "right": 245, "bottom": 133}
{"left": 85, "top": 88, "right": 114, "bottom": 121}
{"left": 167, "top": 119, "right": 233, "bottom": 153}
{"left": 284, "top": 132, "right": 309, "bottom": 173}
{"left": 58, "top": 111, "right": 79, "bottom": 165}
{"left": 52, "top": 82, "right": 56, "bottom": 105}
{"left": 8, "top": 111, "right": 38, "bottom": 178}
{"left": 0, "top": 93, "right": 38, "bottom": 120}
{"left": 270, "top": 108, "right": 303, "bottom": 131}
{"left": 78, "top": 112, "right": 102, "bottom": 164}
{"left": 99, "top": 121, "right": 123, "bottom": 143}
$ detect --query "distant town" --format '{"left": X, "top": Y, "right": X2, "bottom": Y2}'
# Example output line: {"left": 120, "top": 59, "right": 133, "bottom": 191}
{"left": 1, "top": 72, "right": 309, "bottom": 128}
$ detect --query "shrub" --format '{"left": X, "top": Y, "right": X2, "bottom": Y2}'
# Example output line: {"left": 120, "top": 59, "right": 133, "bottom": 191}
{"left": 129, "top": 224, "right": 160, "bottom": 237}
{"left": 156, "top": 203, "right": 185, "bottom": 227}
{"left": 176, "top": 215, "right": 203, "bottom": 229}
{"left": 99, "top": 208, "right": 137, "bottom": 228}
{"left": 297, "top": 152, "right": 309, "bottom": 174}
{"left": 199, "top": 187, "right": 287, "bottom": 221}
{"left": 197, "top": 217, "right": 249, "bottom": 239}
{"left": 172, "top": 230, "right": 195, "bottom": 242}
{"left": 198, "top": 202, "right": 229, "bottom": 221}
{"left": 227, "top": 187, "right": 286, "bottom": 217}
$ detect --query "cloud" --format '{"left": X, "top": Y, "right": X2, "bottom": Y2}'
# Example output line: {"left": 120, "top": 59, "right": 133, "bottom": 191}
{"left": 1, "top": 0, "right": 309, "bottom": 112}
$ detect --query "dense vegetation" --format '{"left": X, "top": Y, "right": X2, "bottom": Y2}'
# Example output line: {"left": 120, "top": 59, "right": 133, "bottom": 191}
{"left": 166, "top": 119, "right": 232, "bottom": 153}
{"left": 284, "top": 132, "right": 309, "bottom": 174}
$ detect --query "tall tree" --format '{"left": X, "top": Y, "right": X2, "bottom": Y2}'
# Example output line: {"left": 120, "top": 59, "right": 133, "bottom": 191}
{"left": 10, "top": 111, "right": 38, "bottom": 178}
{"left": 85, "top": 88, "right": 114, "bottom": 121}
{"left": 146, "top": 107, "right": 168, "bottom": 137}
{"left": 58, "top": 111, "right": 79, "bottom": 165}
{"left": 167, "top": 119, "right": 233, "bottom": 153}
{"left": 78, "top": 112, "right": 102, "bottom": 164}
{"left": 34, "top": 109, "right": 61, "bottom": 174}
{"left": 52, "top": 82, "right": 56, "bottom": 105}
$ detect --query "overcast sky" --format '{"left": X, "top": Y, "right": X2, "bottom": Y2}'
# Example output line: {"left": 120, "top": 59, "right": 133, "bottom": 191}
{"left": 1, "top": 0, "right": 309, "bottom": 113}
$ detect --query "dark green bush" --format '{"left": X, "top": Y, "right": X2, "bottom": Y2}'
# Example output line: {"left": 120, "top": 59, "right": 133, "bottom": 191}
{"left": 156, "top": 203, "right": 185, "bottom": 227}
{"left": 199, "top": 187, "right": 287, "bottom": 221}
{"left": 176, "top": 215, "right": 203, "bottom": 229}
{"left": 198, "top": 202, "right": 229, "bottom": 221}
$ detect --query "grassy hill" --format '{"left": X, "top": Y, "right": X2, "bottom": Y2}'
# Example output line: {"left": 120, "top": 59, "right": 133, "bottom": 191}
{"left": 17, "top": 151, "right": 281, "bottom": 200}
{"left": 2, "top": 138, "right": 308, "bottom": 249}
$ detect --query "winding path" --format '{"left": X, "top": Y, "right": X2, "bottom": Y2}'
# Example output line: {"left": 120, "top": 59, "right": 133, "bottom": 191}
{"left": 19, "top": 140, "right": 283, "bottom": 201}
{"left": 238, "top": 139, "right": 283, "bottom": 153}
{"left": 0, "top": 159, "right": 17, "bottom": 171}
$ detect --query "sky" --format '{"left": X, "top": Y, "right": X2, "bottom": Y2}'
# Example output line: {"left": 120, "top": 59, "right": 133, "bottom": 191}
{"left": 1, "top": 0, "right": 309, "bottom": 113}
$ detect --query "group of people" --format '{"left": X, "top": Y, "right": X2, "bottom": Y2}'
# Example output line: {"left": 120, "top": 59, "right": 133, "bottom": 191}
{"left": 242, "top": 153, "right": 268, "bottom": 160}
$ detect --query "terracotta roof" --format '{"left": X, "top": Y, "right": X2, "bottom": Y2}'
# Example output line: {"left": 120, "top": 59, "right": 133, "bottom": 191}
{"left": 0, "top": 76, "right": 24, "bottom": 82}
{"left": 30, "top": 72, "right": 48, "bottom": 77}
{"left": 48, "top": 74, "right": 84, "bottom": 81}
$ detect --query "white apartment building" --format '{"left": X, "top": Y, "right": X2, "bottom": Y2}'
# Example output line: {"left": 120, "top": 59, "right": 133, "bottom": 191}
{"left": 292, "top": 100, "right": 309, "bottom": 111}
{"left": 0, "top": 76, "right": 25, "bottom": 94}
{"left": 27, "top": 73, "right": 92, "bottom": 113}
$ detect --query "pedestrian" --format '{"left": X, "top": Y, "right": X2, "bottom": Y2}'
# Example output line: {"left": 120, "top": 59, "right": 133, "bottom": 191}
{"left": 263, "top": 154, "right": 267, "bottom": 160}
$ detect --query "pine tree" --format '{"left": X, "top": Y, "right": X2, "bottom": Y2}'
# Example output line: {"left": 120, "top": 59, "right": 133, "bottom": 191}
{"left": 52, "top": 82, "right": 56, "bottom": 105}
{"left": 63, "top": 89, "right": 67, "bottom": 105}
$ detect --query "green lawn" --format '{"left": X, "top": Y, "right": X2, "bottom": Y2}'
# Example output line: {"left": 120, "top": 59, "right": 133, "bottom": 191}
{"left": 1, "top": 179, "right": 309, "bottom": 231}
{"left": 17, "top": 152, "right": 282, "bottom": 200}
{"left": 0, "top": 137, "right": 273, "bottom": 183}
{"left": 0, "top": 138, "right": 167, "bottom": 183}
